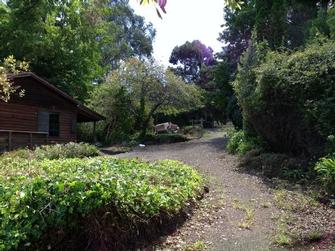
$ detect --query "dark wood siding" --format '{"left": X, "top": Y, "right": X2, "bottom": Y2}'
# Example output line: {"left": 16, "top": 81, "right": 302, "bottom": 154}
{"left": 0, "top": 102, "right": 37, "bottom": 131}
{"left": 0, "top": 77, "right": 78, "bottom": 150}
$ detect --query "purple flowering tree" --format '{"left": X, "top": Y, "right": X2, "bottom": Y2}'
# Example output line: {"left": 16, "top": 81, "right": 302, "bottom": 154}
{"left": 169, "top": 40, "right": 215, "bottom": 83}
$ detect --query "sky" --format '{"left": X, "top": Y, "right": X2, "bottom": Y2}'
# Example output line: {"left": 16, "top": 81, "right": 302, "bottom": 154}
{"left": 129, "top": 0, "right": 226, "bottom": 66}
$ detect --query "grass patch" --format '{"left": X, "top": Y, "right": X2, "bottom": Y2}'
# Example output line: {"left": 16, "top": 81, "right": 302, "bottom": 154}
{"left": 273, "top": 214, "right": 294, "bottom": 246}
{"left": 272, "top": 188, "right": 327, "bottom": 248}
{"left": 0, "top": 157, "right": 204, "bottom": 250}
{"left": 184, "top": 240, "right": 206, "bottom": 251}
{"left": 274, "top": 189, "right": 318, "bottom": 212}
{"left": 232, "top": 198, "right": 255, "bottom": 229}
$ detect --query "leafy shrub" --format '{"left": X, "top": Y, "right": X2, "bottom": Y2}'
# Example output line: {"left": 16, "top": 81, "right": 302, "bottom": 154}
{"left": 0, "top": 142, "right": 101, "bottom": 161}
{"left": 0, "top": 157, "right": 204, "bottom": 250}
{"left": 142, "top": 133, "right": 188, "bottom": 145}
{"left": 315, "top": 156, "right": 335, "bottom": 195}
{"left": 234, "top": 40, "right": 335, "bottom": 155}
{"left": 34, "top": 142, "right": 101, "bottom": 160}
{"left": 227, "top": 130, "right": 261, "bottom": 155}
{"left": 88, "top": 84, "right": 135, "bottom": 144}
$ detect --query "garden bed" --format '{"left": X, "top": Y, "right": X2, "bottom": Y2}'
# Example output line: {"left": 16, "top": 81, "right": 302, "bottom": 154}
{"left": 0, "top": 151, "right": 204, "bottom": 250}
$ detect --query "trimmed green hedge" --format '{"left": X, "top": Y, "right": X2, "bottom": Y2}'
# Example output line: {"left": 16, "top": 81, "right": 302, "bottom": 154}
{"left": 0, "top": 157, "right": 204, "bottom": 250}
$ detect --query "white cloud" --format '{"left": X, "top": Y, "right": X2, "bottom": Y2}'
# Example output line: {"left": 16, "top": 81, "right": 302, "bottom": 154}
{"left": 130, "top": 0, "right": 226, "bottom": 66}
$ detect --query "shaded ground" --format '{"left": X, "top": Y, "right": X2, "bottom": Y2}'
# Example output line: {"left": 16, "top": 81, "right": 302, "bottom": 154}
{"left": 117, "top": 129, "right": 334, "bottom": 251}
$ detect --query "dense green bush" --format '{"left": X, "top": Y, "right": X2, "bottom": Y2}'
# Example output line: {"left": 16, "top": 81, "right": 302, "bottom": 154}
{"left": 0, "top": 157, "right": 204, "bottom": 250}
{"left": 87, "top": 84, "right": 135, "bottom": 144}
{"left": 227, "top": 130, "right": 262, "bottom": 155}
{"left": 142, "top": 133, "right": 189, "bottom": 145}
{"left": 234, "top": 41, "right": 335, "bottom": 155}
{"left": 0, "top": 142, "right": 101, "bottom": 161}
{"left": 315, "top": 156, "right": 335, "bottom": 195}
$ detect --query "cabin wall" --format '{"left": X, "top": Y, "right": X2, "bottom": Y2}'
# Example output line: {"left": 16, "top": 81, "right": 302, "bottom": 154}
{"left": 0, "top": 131, "right": 48, "bottom": 152}
{"left": 0, "top": 101, "right": 77, "bottom": 150}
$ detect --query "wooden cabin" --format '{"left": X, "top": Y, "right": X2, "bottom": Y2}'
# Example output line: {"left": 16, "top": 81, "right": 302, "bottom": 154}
{"left": 0, "top": 72, "right": 104, "bottom": 151}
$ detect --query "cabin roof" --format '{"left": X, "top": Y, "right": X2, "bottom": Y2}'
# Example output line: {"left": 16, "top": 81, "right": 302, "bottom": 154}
{"left": 13, "top": 72, "right": 105, "bottom": 122}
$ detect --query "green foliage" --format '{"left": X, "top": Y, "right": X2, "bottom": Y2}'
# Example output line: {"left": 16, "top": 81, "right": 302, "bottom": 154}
{"left": 0, "top": 55, "right": 28, "bottom": 102}
{"left": 0, "top": 157, "right": 204, "bottom": 250}
{"left": 326, "top": 135, "right": 335, "bottom": 155}
{"left": 227, "top": 130, "right": 261, "bottom": 155}
{"left": 218, "top": 1, "right": 256, "bottom": 66}
{"left": 234, "top": 40, "right": 335, "bottom": 155}
{"left": 88, "top": 83, "right": 135, "bottom": 144}
{"left": 142, "top": 133, "right": 188, "bottom": 144}
{"left": 255, "top": 0, "right": 287, "bottom": 49}
{"left": 89, "top": 58, "right": 203, "bottom": 142}
{"left": 308, "top": 9, "right": 331, "bottom": 40}
{"left": 328, "top": 7, "right": 335, "bottom": 38}
{"left": 204, "top": 59, "right": 243, "bottom": 127}
{"left": 0, "top": 0, "right": 155, "bottom": 100}
{"left": 184, "top": 240, "right": 207, "bottom": 251}
{"left": 0, "top": 142, "right": 101, "bottom": 161}
{"left": 315, "top": 156, "right": 335, "bottom": 194}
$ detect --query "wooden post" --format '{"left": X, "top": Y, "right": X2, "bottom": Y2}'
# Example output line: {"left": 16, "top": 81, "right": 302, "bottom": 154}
{"left": 93, "top": 121, "right": 97, "bottom": 144}
{"left": 8, "top": 131, "right": 12, "bottom": 151}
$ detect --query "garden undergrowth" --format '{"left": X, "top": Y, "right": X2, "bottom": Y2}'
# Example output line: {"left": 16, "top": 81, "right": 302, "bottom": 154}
{"left": 272, "top": 187, "right": 333, "bottom": 248}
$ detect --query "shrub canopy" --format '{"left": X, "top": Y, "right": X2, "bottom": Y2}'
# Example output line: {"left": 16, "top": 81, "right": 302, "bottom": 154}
{"left": 234, "top": 41, "right": 335, "bottom": 155}
{"left": 0, "top": 156, "right": 203, "bottom": 250}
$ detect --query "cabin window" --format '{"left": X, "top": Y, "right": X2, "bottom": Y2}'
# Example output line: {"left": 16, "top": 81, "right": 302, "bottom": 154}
{"left": 49, "top": 113, "right": 60, "bottom": 137}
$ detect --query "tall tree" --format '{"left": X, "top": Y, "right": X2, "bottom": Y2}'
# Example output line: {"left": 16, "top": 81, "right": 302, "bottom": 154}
{"left": 255, "top": 0, "right": 287, "bottom": 48}
{"left": 0, "top": 0, "right": 155, "bottom": 100}
{"left": 169, "top": 40, "right": 214, "bottom": 83}
{"left": 218, "top": 0, "right": 256, "bottom": 69}
{"left": 100, "top": 0, "right": 155, "bottom": 70}
{"left": 91, "top": 58, "right": 203, "bottom": 139}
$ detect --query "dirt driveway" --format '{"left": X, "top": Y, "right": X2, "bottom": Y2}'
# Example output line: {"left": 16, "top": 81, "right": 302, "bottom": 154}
{"left": 117, "top": 129, "right": 287, "bottom": 251}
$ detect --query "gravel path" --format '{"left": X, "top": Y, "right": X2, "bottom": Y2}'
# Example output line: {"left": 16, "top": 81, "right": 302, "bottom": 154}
{"left": 117, "top": 129, "right": 284, "bottom": 251}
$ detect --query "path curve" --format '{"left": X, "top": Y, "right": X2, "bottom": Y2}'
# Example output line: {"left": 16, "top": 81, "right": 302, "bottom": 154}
{"left": 118, "top": 130, "right": 283, "bottom": 251}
